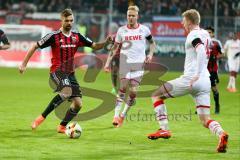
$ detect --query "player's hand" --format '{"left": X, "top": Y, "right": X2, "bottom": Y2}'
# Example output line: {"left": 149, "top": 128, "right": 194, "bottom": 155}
{"left": 19, "top": 64, "right": 26, "bottom": 74}
{"left": 145, "top": 55, "right": 153, "bottom": 63}
{"left": 105, "top": 35, "right": 114, "bottom": 45}
{"left": 189, "top": 76, "right": 199, "bottom": 90}
{"left": 234, "top": 52, "right": 240, "bottom": 59}
{"left": 104, "top": 64, "right": 110, "bottom": 73}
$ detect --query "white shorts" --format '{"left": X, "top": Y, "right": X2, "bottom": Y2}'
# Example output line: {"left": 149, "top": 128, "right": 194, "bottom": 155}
{"left": 167, "top": 76, "right": 211, "bottom": 114}
{"left": 228, "top": 56, "right": 240, "bottom": 72}
{"left": 119, "top": 61, "right": 144, "bottom": 83}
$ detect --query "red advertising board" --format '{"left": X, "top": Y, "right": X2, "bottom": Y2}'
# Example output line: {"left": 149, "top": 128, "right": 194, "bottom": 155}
{"left": 151, "top": 17, "right": 186, "bottom": 41}
{"left": 22, "top": 19, "right": 61, "bottom": 30}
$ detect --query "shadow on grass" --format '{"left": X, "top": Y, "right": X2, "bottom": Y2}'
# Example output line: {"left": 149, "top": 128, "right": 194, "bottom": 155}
{"left": 2, "top": 129, "right": 56, "bottom": 138}
{"left": 85, "top": 126, "right": 114, "bottom": 131}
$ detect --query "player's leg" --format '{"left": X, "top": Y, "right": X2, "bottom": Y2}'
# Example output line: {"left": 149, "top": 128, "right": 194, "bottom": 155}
{"left": 147, "top": 82, "right": 173, "bottom": 139}
{"left": 31, "top": 72, "right": 72, "bottom": 130}
{"left": 117, "top": 66, "right": 144, "bottom": 127}
{"left": 227, "top": 58, "right": 233, "bottom": 90}
{"left": 118, "top": 79, "right": 139, "bottom": 127}
{"left": 193, "top": 78, "right": 228, "bottom": 153}
{"left": 58, "top": 97, "right": 82, "bottom": 133}
{"left": 229, "top": 58, "right": 239, "bottom": 92}
{"left": 110, "top": 57, "right": 119, "bottom": 94}
{"left": 196, "top": 98, "right": 228, "bottom": 153}
{"left": 148, "top": 77, "right": 190, "bottom": 139}
{"left": 112, "top": 78, "right": 129, "bottom": 127}
{"left": 210, "top": 72, "right": 220, "bottom": 114}
{"left": 57, "top": 73, "right": 82, "bottom": 133}
{"left": 227, "top": 71, "right": 237, "bottom": 92}
{"left": 227, "top": 58, "right": 238, "bottom": 92}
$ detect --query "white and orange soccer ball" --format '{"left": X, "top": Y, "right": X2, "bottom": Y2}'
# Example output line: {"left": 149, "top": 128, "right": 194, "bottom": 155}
{"left": 65, "top": 122, "right": 82, "bottom": 139}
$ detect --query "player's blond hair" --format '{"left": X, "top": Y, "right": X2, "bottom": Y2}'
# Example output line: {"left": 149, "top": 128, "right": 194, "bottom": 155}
{"left": 61, "top": 8, "right": 73, "bottom": 17}
{"left": 128, "top": 0, "right": 135, "bottom": 6}
{"left": 128, "top": 5, "right": 139, "bottom": 12}
{"left": 182, "top": 9, "right": 201, "bottom": 25}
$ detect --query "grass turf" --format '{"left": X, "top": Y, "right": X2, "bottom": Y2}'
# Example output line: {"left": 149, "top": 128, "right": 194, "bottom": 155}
{"left": 0, "top": 67, "right": 239, "bottom": 159}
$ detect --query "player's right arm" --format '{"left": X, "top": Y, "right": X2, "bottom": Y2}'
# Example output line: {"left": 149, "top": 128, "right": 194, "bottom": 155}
{"left": 189, "top": 35, "right": 207, "bottom": 89}
{"left": 19, "top": 32, "right": 54, "bottom": 74}
{"left": 19, "top": 43, "right": 39, "bottom": 74}
{"left": 104, "top": 29, "right": 121, "bottom": 71}
{"left": 104, "top": 42, "right": 120, "bottom": 72}
{"left": 223, "top": 40, "right": 229, "bottom": 57}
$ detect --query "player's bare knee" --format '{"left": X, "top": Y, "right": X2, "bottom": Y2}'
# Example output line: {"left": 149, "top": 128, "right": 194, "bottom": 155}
{"left": 119, "top": 87, "right": 127, "bottom": 94}
{"left": 151, "top": 88, "right": 166, "bottom": 101}
{"left": 129, "top": 86, "right": 137, "bottom": 94}
{"left": 211, "top": 86, "right": 218, "bottom": 92}
{"left": 60, "top": 87, "right": 72, "bottom": 99}
{"left": 151, "top": 95, "right": 160, "bottom": 102}
{"left": 198, "top": 114, "right": 210, "bottom": 127}
{"left": 73, "top": 100, "right": 82, "bottom": 110}
{"left": 129, "top": 91, "right": 136, "bottom": 98}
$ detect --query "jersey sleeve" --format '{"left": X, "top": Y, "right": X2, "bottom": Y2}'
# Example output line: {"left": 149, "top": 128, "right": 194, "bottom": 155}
{"left": 115, "top": 28, "right": 122, "bottom": 43}
{"left": 37, "top": 32, "right": 55, "bottom": 49}
{"left": 189, "top": 33, "right": 203, "bottom": 48}
{"left": 0, "top": 30, "right": 10, "bottom": 45}
{"left": 78, "top": 33, "right": 93, "bottom": 47}
{"left": 223, "top": 40, "right": 229, "bottom": 52}
{"left": 216, "top": 40, "right": 223, "bottom": 54}
{"left": 144, "top": 26, "right": 152, "bottom": 39}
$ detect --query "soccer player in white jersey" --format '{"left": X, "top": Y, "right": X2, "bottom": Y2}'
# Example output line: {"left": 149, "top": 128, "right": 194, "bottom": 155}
{"left": 224, "top": 32, "right": 240, "bottom": 92}
{"left": 147, "top": 9, "right": 228, "bottom": 153}
{"left": 104, "top": 5, "right": 156, "bottom": 127}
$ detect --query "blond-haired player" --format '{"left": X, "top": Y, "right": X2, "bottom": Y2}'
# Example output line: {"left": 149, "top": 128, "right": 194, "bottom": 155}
{"left": 147, "top": 9, "right": 228, "bottom": 153}
{"left": 104, "top": 5, "right": 156, "bottom": 127}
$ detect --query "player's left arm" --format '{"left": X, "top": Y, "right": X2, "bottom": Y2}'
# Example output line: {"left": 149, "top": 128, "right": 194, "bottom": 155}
{"left": 216, "top": 40, "right": 224, "bottom": 58}
{"left": 91, "top": 36, "right": 112, "bottom": 50}
{"left": 78, "top": 33, "right": 112, "bottom": 50}
{"left": 190, "top": 37, "right": 206, "bottom": 88}
{"left": 145, "top": 26, "right": 156, "bottom": 63}
{"left": 0, "top": 31, "right": 11, "bottom": 50}
{"left": 145, "top": 35, "right": 156, "bottom": 63}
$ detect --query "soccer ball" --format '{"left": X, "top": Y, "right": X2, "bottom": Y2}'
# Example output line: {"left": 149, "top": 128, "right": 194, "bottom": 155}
{"left": 65, "top": 122, "right": 82, "bottom": 139}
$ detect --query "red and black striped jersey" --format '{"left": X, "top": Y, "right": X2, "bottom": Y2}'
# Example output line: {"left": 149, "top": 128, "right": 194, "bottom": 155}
{"left": 0, "top": 29, "right": 10, "bottom": 45}
{"left": 207, "top": 38, "right": 222, "bottom": 72}
{"left": 37, "top": 30, "right": 93, "bottom": 73}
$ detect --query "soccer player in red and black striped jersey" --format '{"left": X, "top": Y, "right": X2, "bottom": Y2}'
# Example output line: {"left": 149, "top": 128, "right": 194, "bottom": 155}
{"left": 19, "top": 8, "right": 111, "bottom": 133}
{"left": 0, "top": 29, "right": 11, "bottom": 50}
{"left": 206, "top": 26, "right": 223, "bottom": 114}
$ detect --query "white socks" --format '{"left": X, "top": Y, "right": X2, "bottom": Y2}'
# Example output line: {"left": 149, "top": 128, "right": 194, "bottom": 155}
{"left": 227, "top": 76, "right": 236, "bottom": 89}
{"left": 207, "top": 120, "right": 224, "bottom": 137}
{"left": 114, "top": 100, "right": 123, "bottom": 118}
{"left": 154, "top": 100, "right": 169, "bottom": 130}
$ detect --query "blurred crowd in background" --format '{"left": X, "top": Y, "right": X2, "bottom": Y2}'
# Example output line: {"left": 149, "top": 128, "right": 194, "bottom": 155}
{"left": 0, "top": 0, "right": 240, "bottom": 16}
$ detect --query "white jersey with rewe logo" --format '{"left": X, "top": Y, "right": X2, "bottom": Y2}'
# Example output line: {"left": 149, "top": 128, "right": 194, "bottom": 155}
{"left": 224, "top": 39, "right": 240, "bottom": 72}
{"left": 115, "top": 24, "right": 151, "bottom": 63}
{"left": 224, "top": 39, "right": 240, "bottom": 58}
{"left": 183, "top": 28, "right": 211, "bottom": 78}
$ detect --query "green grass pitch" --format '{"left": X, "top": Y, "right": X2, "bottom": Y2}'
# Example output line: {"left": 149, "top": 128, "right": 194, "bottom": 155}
{"left": 0, "top": 67, "right": 239, "bottom": 159}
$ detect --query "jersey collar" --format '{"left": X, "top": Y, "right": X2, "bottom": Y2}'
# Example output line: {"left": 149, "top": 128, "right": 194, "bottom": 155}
{"left": 127, "top": 23, "right": 140, "bottom": 29}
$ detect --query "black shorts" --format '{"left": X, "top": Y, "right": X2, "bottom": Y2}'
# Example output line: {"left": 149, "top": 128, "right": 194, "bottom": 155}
{"left": 209, "top": 72, "right": 219, "bottom": 87}
{"left": 111, "top": 56, "right": 119, "bottom": 69}
{"left": 49, "top": 71, "right": 82, "bottom": 98}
